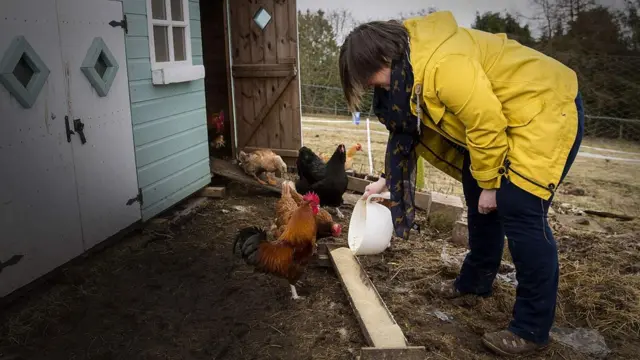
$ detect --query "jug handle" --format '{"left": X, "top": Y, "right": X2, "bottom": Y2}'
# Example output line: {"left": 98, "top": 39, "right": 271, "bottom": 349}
{"left": 366, "top": 192, "right": 391, "bottom": 205}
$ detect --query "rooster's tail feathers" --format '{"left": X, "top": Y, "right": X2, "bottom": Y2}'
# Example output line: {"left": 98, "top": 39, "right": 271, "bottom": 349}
{"left": 232, "top": 226, "right": 267, "bottom": 262}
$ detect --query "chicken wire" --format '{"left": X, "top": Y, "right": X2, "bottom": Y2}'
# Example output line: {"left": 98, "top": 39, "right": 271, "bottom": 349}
{"left": 301, "top": 55, "right": 640, "bottom": 143}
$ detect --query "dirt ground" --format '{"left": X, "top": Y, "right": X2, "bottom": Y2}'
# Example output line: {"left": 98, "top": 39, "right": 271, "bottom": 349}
{"left": 2, "top": 121, "right": 640, "bottom": 359}
{"left": 0, "top": 182, "right": 364, "bottom": 360}
{"left": 358, "top": 214, "right": 640, "bottom": 360}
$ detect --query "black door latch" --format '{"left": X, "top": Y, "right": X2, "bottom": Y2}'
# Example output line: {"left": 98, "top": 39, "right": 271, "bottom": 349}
{"left": 73, "top": 119, "right": 87, "bottom": 144}
{"left": 65, "top": 116, "right": 74, "bottom": 143}
{"left": 109, "top": 15, "right": 128, "bottom": 34}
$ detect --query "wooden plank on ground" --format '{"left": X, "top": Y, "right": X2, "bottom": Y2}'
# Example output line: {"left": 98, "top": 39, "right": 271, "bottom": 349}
{"left": 328, "top": 246, "right": 426, "bottom": 357}
{"left": 328, "top": 246, "right": 409, "bottom": 348}
{"left": 199, "top": 186, "right": 226, "bottom": 198}
{"left": 360, "top": 347, "right": 428, "bottom": 360}
{"left": 171, "top": 197, "right": 209, "bottom": 225}
{"left": 210, "top": 157, "right": 283, "bottom": 194}
{"left": 347, "top": 176, "right": 431, "bottom": 211}
{"left": 429, "top": 191, "right": 464, "bottom": 223}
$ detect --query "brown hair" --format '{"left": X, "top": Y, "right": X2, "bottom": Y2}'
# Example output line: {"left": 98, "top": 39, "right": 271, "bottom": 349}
{"left": 339, "top": 20, "right": 409, "bottom": 111}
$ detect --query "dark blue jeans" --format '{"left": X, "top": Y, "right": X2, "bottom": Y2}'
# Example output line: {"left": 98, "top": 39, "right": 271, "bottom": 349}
{"left": 455, "top": 94, "right": 584, "bottom": 344}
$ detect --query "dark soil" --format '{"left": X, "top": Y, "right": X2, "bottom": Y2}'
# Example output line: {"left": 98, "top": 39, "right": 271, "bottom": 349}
{"left": 0, "top": 182, "right": 363, "bottom": 360}
{"left": 2, "top": 179, "right": 639, "bottom": 360}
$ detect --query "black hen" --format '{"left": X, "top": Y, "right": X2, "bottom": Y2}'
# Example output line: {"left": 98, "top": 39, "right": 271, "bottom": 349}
{"left": 296, "top": 144, "right": 348, "bottom": 217}
{"left": 296, "top": 146, "right": 325, "bottom": 184}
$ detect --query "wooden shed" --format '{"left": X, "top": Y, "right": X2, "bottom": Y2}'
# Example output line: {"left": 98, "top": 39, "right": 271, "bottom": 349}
{"left": 0, "top": 0, "right": 302, "bottom": 298}
{"left": 202, "top": 0, "right": 302, "bottom": 164}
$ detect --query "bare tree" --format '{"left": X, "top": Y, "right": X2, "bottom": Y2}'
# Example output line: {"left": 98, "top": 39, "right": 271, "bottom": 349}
{"left": 530, "top": 0, "right": 561, "bottom": 39}
{"left": 557, "top": 0, "right": 596, "bottom": 23}
{"left": 326, "top": 9, "right": 357, "bottom": 45}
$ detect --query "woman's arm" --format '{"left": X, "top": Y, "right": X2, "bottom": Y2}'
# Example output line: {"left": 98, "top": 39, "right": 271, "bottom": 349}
{"left": 363, "top": 172, "right": 387, "bottom": 199}
{"left": 431, "top": 55, "right": 509, "bottom": 190}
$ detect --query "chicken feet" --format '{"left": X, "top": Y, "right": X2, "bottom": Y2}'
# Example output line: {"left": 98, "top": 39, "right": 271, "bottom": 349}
{"left": 328, "top": 207, "right": 345, "bottom": 219}
{"left": 290, "top": 284, "right": 304, "bottom": 300}
{"left": 265, "top": 173, "right": 278, "bottom": 186}
{"left": 252, "top": 174, "right": 268, "bottom": 185}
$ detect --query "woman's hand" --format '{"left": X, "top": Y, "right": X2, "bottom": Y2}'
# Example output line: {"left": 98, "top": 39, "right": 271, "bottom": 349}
{"left": 478, "top": 189, "right": 497, "bottom": 214}
{"left": 363, "top": 177, "right": 386, "bottom": 199}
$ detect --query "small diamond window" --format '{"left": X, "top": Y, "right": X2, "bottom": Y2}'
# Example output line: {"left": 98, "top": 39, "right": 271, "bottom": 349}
{"left": 0, "top": 35, "right": 51, "bottom": 109}
{"left": 94, "top": 52, "right": 108, "bottom": 79}
{"left": 253, "top": 7, "right": 272, "bottom": 30}
{"left": 81, "top": 37, "right": 119, "bottom": 97}
{"left": 13, "top": 55, "right": 34, "bottom": 88}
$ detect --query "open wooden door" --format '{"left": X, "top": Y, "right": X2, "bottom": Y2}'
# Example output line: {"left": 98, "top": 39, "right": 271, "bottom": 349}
{"left": 225, "top": 0, "right": 302, "bottom": 164}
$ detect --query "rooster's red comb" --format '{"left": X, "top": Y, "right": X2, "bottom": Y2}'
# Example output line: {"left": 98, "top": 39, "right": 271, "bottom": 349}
{"left": 302, "top": 191, "right": 320, "bottom": 205}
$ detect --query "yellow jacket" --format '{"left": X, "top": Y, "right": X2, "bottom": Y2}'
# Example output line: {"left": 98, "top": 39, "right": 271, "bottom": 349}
{"left": 404, "top": 11, "right": 579, "bottom": 200}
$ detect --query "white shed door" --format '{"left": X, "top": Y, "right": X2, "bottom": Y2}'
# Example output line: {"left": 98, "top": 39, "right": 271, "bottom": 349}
{"left": 57, "top": 0, "right": 140, "bottom": 249}
{"left": 0, "top": 0, "right": 84, "bottom": 297}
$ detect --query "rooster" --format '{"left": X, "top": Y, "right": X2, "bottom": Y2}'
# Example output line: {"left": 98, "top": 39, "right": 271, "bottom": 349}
{"left": 207, "top": 110, "right": 225, "bottom": 149}
{"left": 319, "top": 143, "right": 362, "bottom": 171}
{"left": 233, "top": 192, "right": 320, "bottom": 300}
{"left": 238, "top": 149, "right": 287, "bottom": 186}
{"left": 271, "top": 181, "right": 342, "bottom": 240}
{"left": 295, "top": 145, "right": 348, "bottom": 219}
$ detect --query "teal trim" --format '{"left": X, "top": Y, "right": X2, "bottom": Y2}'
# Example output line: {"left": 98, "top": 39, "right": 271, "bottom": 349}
{"left": 133, "top": 108, "right": 206, "bottom": 145}
{"left": 137, "top": 142, "right": 208, "bottom": 188}
{"left": 191, "top": 39, "right": 202, "bottom": 56}
{"left": 141, "top": 174, "right": 211, "bottom": 220}
{"left": 134, "top": 125, "right": 207, "bottom": 167}
{"left": 125, "top": 37, "right": 150, "bottom": 59}
{"left": 123, "top": 0, "right": 147, "bottom": 15}
{"left": 189, "top": 1, "right": 200, "bottom": 20}
{"left": 0, "top": 35, "right": 50, "bottom": 109}
{"left": 124, "top": 0, "right": 210, "bottom": 221}
{"left": 130, "top": 91, "right": 205, "bottom": 124}
{"left": 129, "top": 78, "right": 204, "bottom": 103}
{"left": 141, "top": 158, "right": 209, "bottom": 206}
{"left": 127, "top": 58, "right": 152, "bottom": 81}
{"left": 81, "top": 37, "right": 119, "bottom": 97}
{"left": 127, "top": 14, "right": 148, "bottom": 36}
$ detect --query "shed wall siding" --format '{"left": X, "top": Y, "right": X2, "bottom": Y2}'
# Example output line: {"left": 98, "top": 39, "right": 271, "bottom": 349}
{"left": 123, "top": 0, "right": 210, "bottom": 220}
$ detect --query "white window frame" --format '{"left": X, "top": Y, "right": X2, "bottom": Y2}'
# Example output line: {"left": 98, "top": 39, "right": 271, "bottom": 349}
{"left": 146, "top": 0, "right": 204, "bottom": 85}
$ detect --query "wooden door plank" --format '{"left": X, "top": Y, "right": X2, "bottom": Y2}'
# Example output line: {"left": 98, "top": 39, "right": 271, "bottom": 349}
{"left": 233, "top": 1, "right": 256, "bottom": 151}
{"left": 233, "top": 68, "right": 295, "bottom": 78}
{"left": 275, "top": 0, "right": 294, "bottom": 152}
{"left": 241, "top": 73, "right": 295, "bottom": 148}
{"left": 260, "top": 1, "right": 281, "bottom": 151}
{"left": 286, "top": 0, "right": 301, "bottom": 148}
{"left": 248, "top": 0, "right": 268, "bottom": 149}
{"left": 232, "top": 63, "right": 294, "bottom": 72}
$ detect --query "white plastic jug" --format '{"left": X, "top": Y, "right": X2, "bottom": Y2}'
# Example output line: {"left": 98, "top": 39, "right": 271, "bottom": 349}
{"left": 347, "top": 192, "right": 394, "bottom": 255}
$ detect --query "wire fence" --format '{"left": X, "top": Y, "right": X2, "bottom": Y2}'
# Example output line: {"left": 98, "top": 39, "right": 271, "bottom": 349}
{"left": 300, "top": 54, "right": 640, "bottom": 143}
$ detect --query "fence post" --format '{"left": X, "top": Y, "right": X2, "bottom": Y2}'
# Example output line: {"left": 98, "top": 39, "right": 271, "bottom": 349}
{"left": 334, "top": 102, "right": 337, "bottom": 116}
{"left": 619, "top": 124, "right": 624, "bottom": 140}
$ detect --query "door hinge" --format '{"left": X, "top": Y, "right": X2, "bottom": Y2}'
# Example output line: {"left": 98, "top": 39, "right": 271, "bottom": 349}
{"left": 0, "top": 254, "right": 24, "bottom": 274}
{"left": 109, "top": 15, "right": 128, "bottom": 34}
{"left": 126, "top": 188, "right": 143, "bottom": 206}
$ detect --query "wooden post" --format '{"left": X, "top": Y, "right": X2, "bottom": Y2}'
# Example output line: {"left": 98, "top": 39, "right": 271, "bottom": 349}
{"left": 619, "top": 124, "right": 624, "bottom": 139}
